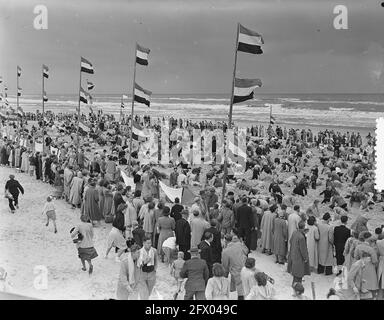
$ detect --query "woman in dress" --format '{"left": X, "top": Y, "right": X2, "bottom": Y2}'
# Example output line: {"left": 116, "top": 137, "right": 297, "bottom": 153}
{"left": 70, "top": 214, "right": 98, "bottom": 275}
{"left": 20, "top": 148, "right": 29, "bottom": 173}
{"left": 205, "top": 263, "right": 230, "bottom": 300}
{"left": 343, "top": 230, "right": 359, "bottom": 270}
{"left": 157, "top": 206, "right": 176, "bottom": 262}
{"left": 306, "top": 216, "right": 320, "bottom": 272}
{"left": 143, "top": 202, "right": 156, "bottom": 239}
{"left": 69, "top": 171, "right": 84, "bottom": 209}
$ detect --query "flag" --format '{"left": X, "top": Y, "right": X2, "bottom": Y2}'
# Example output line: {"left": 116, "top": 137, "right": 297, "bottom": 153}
{"left": 136, "top": 44, "right": 150, "bottom": 66}
{"left": 0, "top": 76, "right": 2, "bottom": 84}
{"left": 123, "top": 94, "right": 128, "bottom": 99}
{"left": 270, "top": 115, "right": 276, "bottom": 125}
{"left": 87, "top": 80, "right": 94, "bottom": 90}
{"left": 134, "top": 83, "right": 151, "bottom": 107}
{"left": 132, "top": 121, "right": 150, "bottom": 141}
{"left": 121, "top": 101, "right": 125, "bottom": 108}
{"left": 233, "top": 78, "right": 262, "bottom": 104}
{"left": 78, "top": 121, "right": 90, "bottom": 133}
{"left": 17, "top": 87, "right": 22, "bottom": 97}
{"left": 4, "top": 99, "right": 8, "bottom": 106}
{"left": 79, "top": 87, "right": 88, "bottom": 104}
{"left": 4, "top": 85, "right": 7, "bottom": 91}
{"left": 80, "top": 57, "right": 94, "bottom": 74}
{"left": 43, "top": 65, "right": 49, "bottom": 78}
{"left": 0, "top": 94, "right": 2, "bottom": 101}
{"left": 17, "top": 66, "right": 22, "bottom": 77}
{"left": 43, "top": 91, "right": 48, "bottom": 102}
{"left": 237, "top": 24, "right": 264, "bottom": 54}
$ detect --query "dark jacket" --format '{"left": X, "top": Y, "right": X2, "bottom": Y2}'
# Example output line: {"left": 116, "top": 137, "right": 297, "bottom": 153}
{"left": 198, "top": 240, "right": 213, "bottom": 276}
{"left": 180, "top": 257, "right": 209, "bottom": 292}
{"left": 203, "top": 226, "right": 222, "bottom": 263}
{"left": 287, "top": 230, "right": 310, "bottom": 278}
{"left": 175, "top": 218, "right": 191, "bottom": 248}
{"left": 236, "top": 204, "right": 254, "bottom": 229}
{"left": 5, "top": 179, "right": 24, "bottom": 196}
{"left": 171, "top": 204, "right": 183, "bottom": 222}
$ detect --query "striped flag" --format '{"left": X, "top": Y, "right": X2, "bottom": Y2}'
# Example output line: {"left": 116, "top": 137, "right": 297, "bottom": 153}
{"left": 136, "top": 44, "right": 150, "bottom": 66}
{"left": 270, "top": 115, "right": 276, "bottom": 125}
{"left": 17, "top": 87, "right": 22, "bottom": 97}
{"left": 79, "top": 87, "right": 88, "bottom": 104}
{"left": 17, "top": 66, "right": 22, "bottom": 77}
{"left": 87, "top": 80, "right": 94, "bottom": 90}
{"left": 4, "top": 85, "right": 7, "bottom": 91}
{"left": 233, "top": 78, "right": 262, "bottom": 104}
{"left": 237, "top": 24, "right": 264, "bottom": 54}
{"left": 4, "top": 99, "right": 9, "bottom": 106}
{"left": 43, "top": 91, "right": 48, "bottom": 102}
{"left": 134, "top": 83, "right": 151, "bottom": 107}
{"left": 0, "top": 76, "right": 2, "bottom": 84}
{"left": 43, "top": 65, "right": 49, "bottom": 78}
{"left": 79, "top": 121, "right": 90, "bottom": 133}
{"left": 0, "top": 94, "right": 2, "bottom": 101}
{"left": 132, "top": 121, "right": 150, "bottom": 141}
{"left": 121, "top": 101, "right": 125, "bottom": 108}
{"left": 81, "top": 57, "right": 94, "bottom": 74}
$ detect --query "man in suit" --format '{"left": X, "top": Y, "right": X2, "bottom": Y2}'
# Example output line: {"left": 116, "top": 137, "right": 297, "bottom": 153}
{"left": 175, "top": 210, "right": 191, "bottom": 260}
{"left": 180, "top": 247, "right": 209, "bottom": 300}
{"left": 203, "top": 219, "right": 222, "bottom": 263}
{"left": 333, "top": 215, "right": 351, "bottom": 275}
{"left": 198, "top": 231, "right": 214, "bottom": 277}
{"left": 236, "top": 197, "right": 254, "bottom": 251}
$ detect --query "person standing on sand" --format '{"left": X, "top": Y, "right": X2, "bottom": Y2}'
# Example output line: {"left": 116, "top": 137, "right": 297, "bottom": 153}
{"left": 4, "top": 174, "right": 24, "bottom": 214}
{"left": 137, "top": 236, "right": 158, "bottom": 300}
{"left": 69, "top": 171, "right": 84, "bottom": 209}
{"left": 175, "top": 210, "right": 191, "bottom": 260}
{"left": 317, "top": 212, "right": 334, "bottom": 275}
{"left": 116, "top": 242, "right": 141, "bottom": 300}
{"left": 83, "top": 179, "right": 102, "bottom": 226}
{"left": 71, "top": 215, "right": 98, "bottom": 275}
{"left": 272, "top": 208, "right": 288, "bottom": 264}
{"left": 42, "top": 196, "right": 57, "bottom": 233}
{"left": 287, "top": 221, "right": 310, "bottom": 286}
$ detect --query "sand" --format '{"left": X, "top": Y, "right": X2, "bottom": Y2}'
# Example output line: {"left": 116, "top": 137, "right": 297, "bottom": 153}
{"left": 0, "top": 141, "right": 383, "bottom": 300}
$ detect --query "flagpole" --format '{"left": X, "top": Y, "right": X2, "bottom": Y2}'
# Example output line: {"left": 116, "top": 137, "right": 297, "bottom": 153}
{"left": 221, "top": 23, "right": 240, "bottom": 203}
{"left": 270, "top": 104, "right": 272, "bottom": 125}
{"left": 76, "top": 57, "right": 82, "bottom": 165}
{"left": 42, "top": 65, "right": 45, "bottom": 153}
{"left": 128, "top": 43, "right": 137, "bottom": 176}
{"left": 17, "top": 66, "right": 20, "bottom": 143}
{"left": 120, "top": 94, "right": 123, "bottom": 122}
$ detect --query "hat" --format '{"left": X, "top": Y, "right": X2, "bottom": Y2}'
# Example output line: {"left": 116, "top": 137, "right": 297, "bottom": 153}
{"left": 189, "top": 247, "right": 199, "bottom": 254}
{"left": 322, "top": 212, "right": 331, "bottom": 221}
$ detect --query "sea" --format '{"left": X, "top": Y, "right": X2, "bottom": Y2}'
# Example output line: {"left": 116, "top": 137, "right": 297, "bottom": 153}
{"left": 6, "top": 93, "right": 384, "bottom": 134}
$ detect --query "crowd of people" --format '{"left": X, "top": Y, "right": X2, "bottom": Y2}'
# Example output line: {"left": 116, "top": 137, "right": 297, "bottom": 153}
{"left": 1, "top": 110, "right": 384, "bottom": 300}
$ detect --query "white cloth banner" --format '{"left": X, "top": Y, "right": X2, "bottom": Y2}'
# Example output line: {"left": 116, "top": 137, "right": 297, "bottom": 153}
{"left": 35, "top": 142, "right": 43, "bottom": 153}
{"left": 159, "top": 181, "right": 183, "bottom": 203}
{"left": 120, "top": 170, "right": 136, "bottom": 191}
{"left": 50, "top": 146, "right": 58, "bottom": 155}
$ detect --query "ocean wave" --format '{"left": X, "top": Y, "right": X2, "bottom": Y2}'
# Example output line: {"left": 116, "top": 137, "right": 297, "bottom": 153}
{"left": 329, "top": 107, "right": 355, "bottom": 111}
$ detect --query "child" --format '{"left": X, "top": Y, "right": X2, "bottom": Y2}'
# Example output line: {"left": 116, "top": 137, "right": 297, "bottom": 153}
{"left": 42, "top": 196, "right": 57, "bottom": 233}
{"left": 171, "top": 251, "right": 185, "bottom": 299}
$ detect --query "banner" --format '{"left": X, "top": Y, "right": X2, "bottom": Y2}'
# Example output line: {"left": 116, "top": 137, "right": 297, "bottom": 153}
{"left": 120, "top": 169, "right": 136, "bottom": 191}
{"left": 159, "top": 181, "right": 183, "bottom": 203}
{"left": 35, "top": 142, "right": 43, "bottom": 153}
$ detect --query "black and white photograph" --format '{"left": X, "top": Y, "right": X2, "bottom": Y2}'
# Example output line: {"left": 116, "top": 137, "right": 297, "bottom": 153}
{"left": 0, "top": 0, "right": 384, "bottom": 303}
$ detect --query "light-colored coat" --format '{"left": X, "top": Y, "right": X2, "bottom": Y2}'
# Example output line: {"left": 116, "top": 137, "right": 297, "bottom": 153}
{"left": 69, "top": 176, "right": 83, "bottom": 206}
{"left": 190, "top": 217, "right": 210, "bottom": 248}
{"left": 205, "top": 277, "right": 230, "bottom": 300}
{"left": 317, "top": 221, "right": 334, "bottom": 267}
{"left": 287, "top": 212, "right": 301, "bottom": 251}
{"left": 354, "top": 242, "right": 379, "bottom": 290}
{"left": 260, "top": 211, "right": 275, "bottom": 251}
{"left": 306, "top": 225, "right": 320, "bottom": 269}
{"left": 222, "top": 239, "right": 249, "bottom": 296}
{"left": 272, "top": 217, "right": 288, "bottom": 257}
{"left": 377, "top": 239, "right": 384, "bottom": 289}
{"left": 240, "top": 267, "right": 257, "bottom": 297}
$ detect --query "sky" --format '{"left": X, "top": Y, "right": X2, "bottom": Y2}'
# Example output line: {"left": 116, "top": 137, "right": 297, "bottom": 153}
{"left": 1, "top": 0, "right": 384, "bottom": 94}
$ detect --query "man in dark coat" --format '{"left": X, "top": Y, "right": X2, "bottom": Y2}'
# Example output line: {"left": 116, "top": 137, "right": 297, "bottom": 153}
{"left": 333, "top": 215, "right": 351, "bottom": 275}
{"left": 180, "top": 247, "right": 209, "bottom": 300}
{"left": 5, "top": 174, "right": 24, "bottom": 213}
{"left": 170, "top": 197, "right": 183, "bottom": 222}
{"left": 175, "top": 210, "right": 191, "bottom": 260}
{"left": 198, "top": 231, "right": 214, "bottom": 277}
{"left": 287, "top": 221, "right": 310, "bottom": 286}
{"left": 203, "top": 219, "right": 222, "bottom": 263}
{"left": 236, "top": 197, "right": 254, "bottom": 251}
